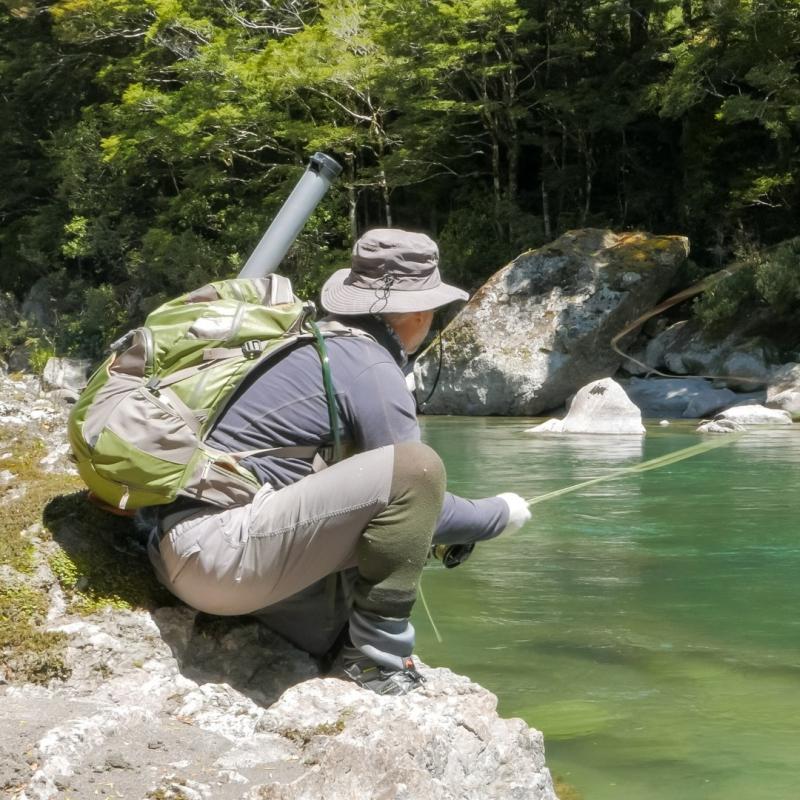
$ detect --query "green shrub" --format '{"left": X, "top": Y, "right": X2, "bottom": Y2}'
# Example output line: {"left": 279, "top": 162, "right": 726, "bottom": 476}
{"left": 693, "top": 264, "right": 759, "bottom": 334}
{"left": 755, "top": 238, "right": 800, "bottom": 315}
{"left": 438, "top": 194, "right": 545, "bottom": 291}
{"left": 693, "top": 237, "right": 800, "bottom": 338}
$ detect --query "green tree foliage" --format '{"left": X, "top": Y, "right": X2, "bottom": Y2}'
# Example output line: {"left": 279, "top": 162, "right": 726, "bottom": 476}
{"left": 0, "top": 0, "right": 798, "bottom": 359}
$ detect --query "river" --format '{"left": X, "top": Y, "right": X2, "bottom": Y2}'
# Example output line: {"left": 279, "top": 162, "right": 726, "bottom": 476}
{"left": 415, "top": 417, "right": 800, "bottom": 800}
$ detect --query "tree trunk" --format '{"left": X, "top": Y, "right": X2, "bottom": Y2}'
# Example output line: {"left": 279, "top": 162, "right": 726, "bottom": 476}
{"left": 682, "top": 0, "right": 693, "bottom": 28}
{"left": 542, "top": 177, "right": 552, "bottom": 240}
{"left": 617, "top": 129, "right": 629, "bottom": 225}
{"left": 346, "top": 152, "right": 358, "bottom": 241}
{"left": 491, "top": 134, "right": 503, "bottom": 240}
{"left": 557, "top": 122, "right": 568, "bottom": 225}
{"left": 379, "top": 167, "right": 392, "bottom": 227}
{"left": 629, "top": 3, "right": 650, "bottom": 52}
{"left": 581, "top": 133, "right": 593, "bottom": 226}
{"left": 507, "top": 127, "right": 519, "bottom": 241}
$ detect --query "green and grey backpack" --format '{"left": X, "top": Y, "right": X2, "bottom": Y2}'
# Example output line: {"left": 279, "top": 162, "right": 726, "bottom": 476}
{"left": 68, "top": 275, "right": 340, "bottom": 513}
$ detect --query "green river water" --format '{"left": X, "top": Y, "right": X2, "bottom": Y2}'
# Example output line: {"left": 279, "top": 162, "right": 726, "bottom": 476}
{"left": 415, "top": 418, "right": 800, "bottom": 800}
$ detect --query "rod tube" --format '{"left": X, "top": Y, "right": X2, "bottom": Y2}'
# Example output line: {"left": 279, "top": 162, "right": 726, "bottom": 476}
{"left": 238, "top": 152, "right": 343, "bottom": 279}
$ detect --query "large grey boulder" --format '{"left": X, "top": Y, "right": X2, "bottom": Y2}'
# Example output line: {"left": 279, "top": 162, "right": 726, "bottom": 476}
{"left": 528, "top": 378, "right": 645, "bottom": 434}
{"left": 644, "top": 321, "right": 779, "bottom": 391}
{"left": 416, "top": 229, "right": 688, "bottom": 415}
{"left": 766, "top": 363, "right": 800, "bottom": 420}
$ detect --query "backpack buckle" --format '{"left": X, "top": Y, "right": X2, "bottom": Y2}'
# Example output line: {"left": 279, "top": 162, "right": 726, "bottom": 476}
{"left": 241, "top": 340, "right": 262, "bottom": 359}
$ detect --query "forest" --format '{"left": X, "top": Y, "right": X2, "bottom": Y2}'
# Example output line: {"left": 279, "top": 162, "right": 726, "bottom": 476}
{"left": 1, "top": 0, "right": 798, "bottom": 361}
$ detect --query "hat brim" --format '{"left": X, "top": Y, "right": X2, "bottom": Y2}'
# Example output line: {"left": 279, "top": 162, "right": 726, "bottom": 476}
{"left": 321, "top": 269, "right": 468, "bottom": 315}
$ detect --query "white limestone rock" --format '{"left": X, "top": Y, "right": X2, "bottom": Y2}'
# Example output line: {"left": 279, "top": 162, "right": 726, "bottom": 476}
{"left": 3, "top": 606, "right": 557, "bottom": 800}
{"left": 40, "top": 357, "right": 92, "bottom": 393}
{"left": 527, "top": 378, "right": 645, "bottom": 435}
{"left": 714, "top": 404, "right": 793, "bottom": 426}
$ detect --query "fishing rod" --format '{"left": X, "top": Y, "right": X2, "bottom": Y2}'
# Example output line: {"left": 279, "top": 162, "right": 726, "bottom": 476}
{"left": 524, "top": 432, "right": 743, "bottom": 507}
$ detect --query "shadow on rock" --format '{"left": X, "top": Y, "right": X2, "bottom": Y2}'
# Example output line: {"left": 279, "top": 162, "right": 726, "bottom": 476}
{"left": 152, "top": 610, "right": 321, "bottom": 709}
{"left": 44, "top": 492, "right": 319, "bottom": 708}
{"left": 43, "top": 491, "right": 173, "bottom": 612}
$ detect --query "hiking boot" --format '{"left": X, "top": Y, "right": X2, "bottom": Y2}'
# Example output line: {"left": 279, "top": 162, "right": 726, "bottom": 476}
{"left": 341, "top": 646, "right": 426, "bottom": 696}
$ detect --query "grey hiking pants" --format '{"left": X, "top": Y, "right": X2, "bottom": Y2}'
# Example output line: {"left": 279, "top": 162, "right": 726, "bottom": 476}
{"left": 147, "top": 441, "right": 446, "bottom": 670}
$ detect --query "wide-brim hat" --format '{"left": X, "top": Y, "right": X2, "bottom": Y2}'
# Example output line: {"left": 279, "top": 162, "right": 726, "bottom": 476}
{"left": 321, "top": 228, "right": 468, "bottom": 315}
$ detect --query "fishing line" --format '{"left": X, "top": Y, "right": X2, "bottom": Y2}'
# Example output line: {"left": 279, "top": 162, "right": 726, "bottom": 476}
{"left": 417, "top": 581, "right": 443, "bottom": 644}
{"left": 525, "top": 433, "right": 743, "bottom": 507}
{"left": 421, "top": 434, "right": 743, "bottom": 643}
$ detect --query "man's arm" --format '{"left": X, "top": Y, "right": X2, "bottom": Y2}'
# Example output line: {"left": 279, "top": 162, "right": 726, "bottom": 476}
{"left": 433, "top": 493, "right": 509, "bottom": 545}
{"left": 340, "top": 351, "right": 511, "bottom": 544}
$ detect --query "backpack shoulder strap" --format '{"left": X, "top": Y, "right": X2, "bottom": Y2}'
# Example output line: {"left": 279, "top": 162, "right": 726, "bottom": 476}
{"left": 314, "top": 320, "right": 377, "bottom": 341}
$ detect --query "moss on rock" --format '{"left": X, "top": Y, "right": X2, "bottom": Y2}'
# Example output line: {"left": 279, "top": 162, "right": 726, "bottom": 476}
{"left": 0, "top": 579, "right": 70, "bottom": 683}
{"left": 43, "top": 491, "right": 174, "bottom": 614}
{"left": 0, "top": 425, "right": 172, "bottom": 685}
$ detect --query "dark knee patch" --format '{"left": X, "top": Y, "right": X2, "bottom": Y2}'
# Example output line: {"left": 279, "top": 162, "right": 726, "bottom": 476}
{"left": 390, "top": 441, "right": 446, "bottom": 503}
{"left": 354, "top": 442, "right": 446, "bottom": 619}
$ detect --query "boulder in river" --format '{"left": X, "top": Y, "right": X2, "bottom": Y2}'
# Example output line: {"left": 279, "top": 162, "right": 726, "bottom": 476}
{"left": 527, "top": 378, "right": 645, "bottom": 434}
{"left": 622, "top": 377, "right": 758, "bottom": 419}
{"left": 766, "top": 363, "right": 800, "bottom": 420}
{"left": 416, "top": 229, "right": 688, "bottom": 415}
{"left": 713, "top": 403, "right": 793, "bottom": 426}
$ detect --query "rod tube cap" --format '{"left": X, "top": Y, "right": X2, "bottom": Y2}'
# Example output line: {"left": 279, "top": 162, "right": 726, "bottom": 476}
{"left": 310, "top": 152, "right": 343, "bottom": 182}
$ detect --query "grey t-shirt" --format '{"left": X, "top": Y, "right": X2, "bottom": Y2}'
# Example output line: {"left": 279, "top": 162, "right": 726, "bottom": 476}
{"left": 207, "top": 317, "right": 508, "bottom": 545}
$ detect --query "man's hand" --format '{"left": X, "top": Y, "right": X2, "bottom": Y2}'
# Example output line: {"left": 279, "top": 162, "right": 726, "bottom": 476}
{"left": 496, "top": 492, "right": 531, "bottom": 535}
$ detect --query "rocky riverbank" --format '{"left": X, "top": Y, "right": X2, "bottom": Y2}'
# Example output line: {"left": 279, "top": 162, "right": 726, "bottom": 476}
{"left": 0, "top": 367, "right": 558, "bottom": 800}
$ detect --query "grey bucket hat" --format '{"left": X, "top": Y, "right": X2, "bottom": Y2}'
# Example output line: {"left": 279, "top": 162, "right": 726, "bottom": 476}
{"left": 321, "top": 228, "right": 468, "bottom": 315}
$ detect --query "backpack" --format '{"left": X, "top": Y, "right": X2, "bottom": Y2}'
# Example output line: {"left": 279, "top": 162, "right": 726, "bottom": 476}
{"left": 68, "top": 275, "right": 339, "bottom": 512}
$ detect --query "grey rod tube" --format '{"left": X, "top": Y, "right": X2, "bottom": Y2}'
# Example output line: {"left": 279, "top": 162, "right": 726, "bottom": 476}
{"left": 238, "top": 152, "right": 343, "bottom": 279}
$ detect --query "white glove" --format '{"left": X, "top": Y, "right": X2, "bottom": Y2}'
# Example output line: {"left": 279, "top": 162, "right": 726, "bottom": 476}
{"left": 497, "top": 492, "right": 531, "bottom": 536}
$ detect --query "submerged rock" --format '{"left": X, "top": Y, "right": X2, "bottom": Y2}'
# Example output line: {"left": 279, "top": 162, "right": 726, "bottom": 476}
{"left": 696, "top": 418, "right": 746, "bottom": 434}
{"left": 416, "top": 228, "right": 688, "bottom": 415}
{"left": 527, "top": 378, "right": 645, "bottom": 435}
